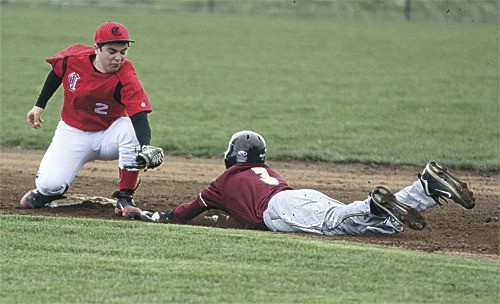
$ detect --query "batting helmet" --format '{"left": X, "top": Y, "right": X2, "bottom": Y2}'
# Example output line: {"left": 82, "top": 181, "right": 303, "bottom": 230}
{"left": 224, "top": 130, "right": 266, "bottom": 169}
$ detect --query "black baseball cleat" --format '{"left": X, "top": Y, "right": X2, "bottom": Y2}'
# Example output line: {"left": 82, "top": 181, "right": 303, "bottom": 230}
{"left": 20, "top": 190, "right": 47, "bottom": 209}
{"left": 370, "top": 186, "right": 426, "bottom": 230}
{"left": 20, "top": 189, "right": 65, "bottom": 209}
{"left": 419, "top": 160, "right": 475, "bottom": 209}
{"left": 112, "top": 190, "right": 142, "bottom": 219}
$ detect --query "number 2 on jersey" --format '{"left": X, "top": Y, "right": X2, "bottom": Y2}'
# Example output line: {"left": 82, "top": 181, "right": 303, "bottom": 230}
{"left": 251, "top": 167, "right": 279, "bottom": 185}
{"left": 94, "top": 103, "right": 109, "bottom": 115}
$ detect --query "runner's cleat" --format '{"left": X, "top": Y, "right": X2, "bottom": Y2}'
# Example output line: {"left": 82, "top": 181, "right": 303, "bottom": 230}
{"left": 419, "top": 161, "right": 475, "bottom": 209}
{"left": 371, "top": 186, "right": 426, "bottom": 230}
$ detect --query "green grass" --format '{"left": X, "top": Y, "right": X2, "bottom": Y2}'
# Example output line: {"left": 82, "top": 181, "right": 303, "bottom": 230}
{"left": 1, "top": 215, "right": 498, "bottom": 304}
{"left": 4, "top": 0, "right": 500, "bottom": 23}
{"left": 1, "top": 5, "right": 498, "bottom": 170}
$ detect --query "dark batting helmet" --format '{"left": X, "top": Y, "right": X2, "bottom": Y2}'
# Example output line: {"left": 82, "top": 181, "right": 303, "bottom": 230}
{"left": 224, "top": 130, "right": 266, "bottom": 169}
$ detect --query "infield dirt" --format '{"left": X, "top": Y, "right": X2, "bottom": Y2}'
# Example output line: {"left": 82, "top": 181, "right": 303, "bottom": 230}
{"left": 1, "top": 148, "right": 498, "bottom": 260}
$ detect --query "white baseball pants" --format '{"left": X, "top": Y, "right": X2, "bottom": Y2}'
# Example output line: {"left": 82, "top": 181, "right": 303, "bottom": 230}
{"left": 263, "top": 181, "right": 437, "bottom": 235}
{"left": 35, "top": 118, "right": 140, "bottom": 196}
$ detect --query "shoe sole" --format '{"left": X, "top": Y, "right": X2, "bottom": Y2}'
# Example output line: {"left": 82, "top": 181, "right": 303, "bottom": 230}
{"left": 371, "top": 186, "right": 426, "bottom": 231}
{"left": 20, "top": 191, "right": 34, "bottom": 209}
{"left": 115, "top": 206, "right": 142, "bottom": 219}
{"left": 426, "top": 161, "right": 475, "bottom": 209}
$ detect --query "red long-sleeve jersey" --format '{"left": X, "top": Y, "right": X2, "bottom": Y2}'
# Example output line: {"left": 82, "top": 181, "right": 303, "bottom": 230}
{"left": 46, "top": 44, "right": 151, "bottom": 131}
{"left": 172, "top": 163, "right": 293, "bottom": 230}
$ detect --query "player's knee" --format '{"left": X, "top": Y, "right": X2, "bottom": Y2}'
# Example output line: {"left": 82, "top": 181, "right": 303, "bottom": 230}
{"left": 36, "top": 180, "right": 69, "bottom": 196}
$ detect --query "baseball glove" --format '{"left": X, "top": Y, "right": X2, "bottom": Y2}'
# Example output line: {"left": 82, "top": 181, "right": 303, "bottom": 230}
{"left": 124, "top": 145, "right": 164, "bottom": 171}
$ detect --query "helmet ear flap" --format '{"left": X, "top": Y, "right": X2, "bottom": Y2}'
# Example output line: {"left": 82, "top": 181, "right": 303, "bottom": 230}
{"left": 236, "top": 150, "right": 249, "bottom": 163}
{"left": 224, "top": 141, "right": 237, "bottom": 169}
{"left": 224, "top": 153, "right": 236, "bottom": 169}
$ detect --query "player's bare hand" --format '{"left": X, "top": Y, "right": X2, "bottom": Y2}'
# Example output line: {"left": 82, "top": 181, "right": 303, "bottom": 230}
{"left": 27, "top": 106, "right": 44, "bottom": 129}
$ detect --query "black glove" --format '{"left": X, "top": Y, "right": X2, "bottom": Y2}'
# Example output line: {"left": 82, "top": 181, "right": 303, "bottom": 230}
{"left": 124, "top": 145, "right": 164, "bottom": 171}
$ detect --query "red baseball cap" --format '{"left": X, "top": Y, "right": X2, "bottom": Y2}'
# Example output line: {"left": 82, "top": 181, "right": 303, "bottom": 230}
{"left": 94, "top": 21, "right": 135, "bottom": 45}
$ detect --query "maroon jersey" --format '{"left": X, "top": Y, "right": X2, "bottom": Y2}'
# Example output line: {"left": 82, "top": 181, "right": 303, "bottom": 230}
{"left": 46, "top": 44, "right": 151, "bottom": 131}
{"left": 173, "top": 163, "right": 293, "bottom": 230}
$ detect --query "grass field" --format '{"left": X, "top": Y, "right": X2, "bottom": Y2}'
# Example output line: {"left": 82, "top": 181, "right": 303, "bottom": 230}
{"left": 1, "top": 4, "right": 498, "bottom": 169}
{"left": 2, "top": 215, "right": 499, "bottom": 304}
{"left": 4, "top": 0, "right": 500, "bottom": 23}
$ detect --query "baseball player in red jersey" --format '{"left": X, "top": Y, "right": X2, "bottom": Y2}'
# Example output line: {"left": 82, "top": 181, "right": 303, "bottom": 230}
{"left": 141, "top": 130, "right": 475, "bottom": 235}
{"left": 20, "top": 21, "right": 160, "bottom": 219}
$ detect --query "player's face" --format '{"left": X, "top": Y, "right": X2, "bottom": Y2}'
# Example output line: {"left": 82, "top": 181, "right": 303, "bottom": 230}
{"left": 94, "top": 43, "right": 129, "bottom": 73}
